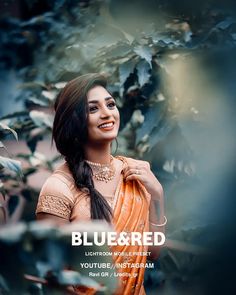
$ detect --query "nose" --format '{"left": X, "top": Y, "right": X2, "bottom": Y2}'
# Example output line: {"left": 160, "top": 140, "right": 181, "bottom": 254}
{"left": 100, "top": 105, "right": 112, "bottom": 118}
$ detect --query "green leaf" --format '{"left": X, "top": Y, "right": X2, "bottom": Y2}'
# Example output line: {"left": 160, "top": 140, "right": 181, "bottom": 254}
{"left": 26, "top": 96, "right": 49, "bottom": 107}
{"left": 27, "top": 137, "right": 39, "bottom": 153}
{"left": 231, "top": 33, "right": 236, "bottom": 40}
{"left": 134, "top": 45, "right": 152, "bottom": 68}
{"left": 136, "top": 60, "right": 151, "bottom": 87}
{"left": 119, "top": 59, "right": 136, "bottom": 85}
{"left": 136, "top": 102, "right": 166, "bottom": 144}
{"left": 215, "top": 17, "right": 236, "bottom": 30}
{"left": 0, "top": 122, "right": 18, "bottom": 141}
{"left": 29, "top": 110, "right": 53, "bottom": 128}
{"left": 149, "top": 119, "right": 175, "bottom": 150}
{"left": 0, "top": 111, "right": 29, "bottom": 120}
{"left": 29, "top": 152, "right": 47, "bottom": 167}
{"left": 99, "top": 42, "right": 131, "bottom": 60}
{"left": 22, "top": 167, "right": 37, "bottom": 177}
{"left": 0, "top": 156, "right": 22, "bottom": 174}
{"left": 42, "top": 90, "right": 57, "bottom": 101}
{"left": 54, "top": 82, "right": 67, "bottom": 89}
{"left": 17, "top": 81, "right": 47, "bottom": 90}
{"left": 152, "top": 34, "right": 182, "bottom": 47}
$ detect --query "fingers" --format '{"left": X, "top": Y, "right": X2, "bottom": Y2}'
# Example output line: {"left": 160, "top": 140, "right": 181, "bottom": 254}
{"left": 122, "top": 160, "right": 151, "bottom": 182}
{"left": 123, "top": 168, "right": 142, "bottom": 179}
{"left": 125, "top": 174, "right": 141, "bottom": 182}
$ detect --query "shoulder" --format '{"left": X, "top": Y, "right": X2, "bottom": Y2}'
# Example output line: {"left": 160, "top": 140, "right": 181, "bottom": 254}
{"left": 39, "top": 162, "right": 75, "bottom": 202}
{"left": 36, "top": 162, "right": 87, "bottom": 220}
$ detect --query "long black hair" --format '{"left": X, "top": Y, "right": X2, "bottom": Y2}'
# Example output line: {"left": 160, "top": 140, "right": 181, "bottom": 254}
{"left": 52, "top": 73, "right": 112, "bottom": 222}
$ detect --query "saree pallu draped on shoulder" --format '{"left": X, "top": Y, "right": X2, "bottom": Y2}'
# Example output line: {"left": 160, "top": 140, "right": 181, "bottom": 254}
{"left": 111, "top": 174, "right": 150, "bottom": 295}
{"left": 74, "top": 156, "right": 151, "bottom": 295}
{"left": 74, "top": 177, "right": 150, "bottom": 295}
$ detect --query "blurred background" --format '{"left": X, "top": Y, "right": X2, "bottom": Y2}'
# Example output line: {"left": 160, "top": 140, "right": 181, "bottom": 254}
{"left": 1, "top": 0, "right": 236, "bottom": 294}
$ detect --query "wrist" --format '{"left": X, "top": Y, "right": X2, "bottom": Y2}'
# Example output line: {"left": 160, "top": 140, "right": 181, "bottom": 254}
{"left": 149, "top": 215, "right": 167, "bottom": 227}
{"left": 150, "top": 189, "right": 164, "bottom": 202}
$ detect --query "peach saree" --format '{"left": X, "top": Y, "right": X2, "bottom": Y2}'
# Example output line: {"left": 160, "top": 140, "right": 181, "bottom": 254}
{"left": 36, "top": 156, "right": 151, "bottom": 294}
{"left": 111, "top": 157, "right": 151, "bottom": 295}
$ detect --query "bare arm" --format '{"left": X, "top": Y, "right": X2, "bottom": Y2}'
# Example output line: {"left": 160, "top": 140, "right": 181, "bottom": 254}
{"left": 148, "top": 192, "right": 165, "bottom": 260}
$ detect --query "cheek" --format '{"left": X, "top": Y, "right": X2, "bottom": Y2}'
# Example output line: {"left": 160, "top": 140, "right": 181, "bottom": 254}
{"left": 88, "top": 114, "right": 97, "bottom": 127}
{"left": 87, "top": 116, "right": 98, "bottom": 136}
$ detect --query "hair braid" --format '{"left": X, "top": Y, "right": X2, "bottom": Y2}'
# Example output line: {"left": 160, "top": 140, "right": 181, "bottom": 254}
{"left": 53, "top": 73, "right": 113, "bottom": 222}
{"left": 66, "top": 150, "right": 112, "bottom": 222}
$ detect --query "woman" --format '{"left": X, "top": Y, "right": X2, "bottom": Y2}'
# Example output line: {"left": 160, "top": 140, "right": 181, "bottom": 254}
{"left": 36, "top": 73, "right": 166, "bottom": 294}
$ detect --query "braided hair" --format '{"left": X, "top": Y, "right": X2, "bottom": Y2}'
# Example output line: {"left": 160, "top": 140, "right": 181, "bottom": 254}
{"left": 52, "top": 74, "right": 112, "bottom": 222}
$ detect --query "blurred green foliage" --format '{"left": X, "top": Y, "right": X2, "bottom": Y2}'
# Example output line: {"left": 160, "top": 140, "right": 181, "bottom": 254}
{"left": 0, "top": 221, "right": 117, "bottom": 294}
{"left": 1, "top": 0, "right": 236, "bottom": 294}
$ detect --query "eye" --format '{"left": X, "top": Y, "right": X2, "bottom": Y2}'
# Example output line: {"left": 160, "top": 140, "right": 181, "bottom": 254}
{"left": 89, "top": 106, "right": 98, "bottom": 113}
{"left": 107, "top": 101, "right": 116, "bottom": 109}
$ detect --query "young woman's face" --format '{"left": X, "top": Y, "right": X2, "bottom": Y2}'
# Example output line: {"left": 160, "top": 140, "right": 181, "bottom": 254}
{"left": 86, "top": 85, "right": 120, "bottom": 144}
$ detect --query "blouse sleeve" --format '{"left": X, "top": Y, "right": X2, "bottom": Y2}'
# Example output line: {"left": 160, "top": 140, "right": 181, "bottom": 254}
{"left": 36, "top": 175, "right": 74, "bottom": 220}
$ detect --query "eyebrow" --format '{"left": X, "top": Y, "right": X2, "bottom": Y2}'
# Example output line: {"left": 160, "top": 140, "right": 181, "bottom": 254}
{"left": 88, "top": 96, "right": 115, "bottom": 104}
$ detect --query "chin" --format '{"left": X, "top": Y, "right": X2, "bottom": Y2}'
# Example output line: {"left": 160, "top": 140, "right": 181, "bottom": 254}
{"left": 88, "top": 128, "right": 119, "bottom": 143}
{"left": 102, "top": 133, "right": 118, "bottom": 141}
{"left": 97, "top": 132, "right": 118, "bottom": 143}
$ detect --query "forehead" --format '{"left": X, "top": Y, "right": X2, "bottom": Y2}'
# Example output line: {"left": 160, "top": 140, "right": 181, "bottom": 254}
{"left": 87, "top": 85, "right": 112, "bottom": 103}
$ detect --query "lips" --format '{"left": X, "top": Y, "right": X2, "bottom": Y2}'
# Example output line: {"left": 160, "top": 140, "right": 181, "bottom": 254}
{"left": 98, "top": 121, "right": 115, "bottom": 129}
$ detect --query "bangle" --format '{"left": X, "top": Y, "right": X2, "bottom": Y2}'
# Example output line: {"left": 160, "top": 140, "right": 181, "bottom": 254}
{"left": 149, "top": 215, "right": 167, "bottom": 227}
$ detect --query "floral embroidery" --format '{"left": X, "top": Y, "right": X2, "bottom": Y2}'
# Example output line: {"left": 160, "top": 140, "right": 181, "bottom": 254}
{"left": 36, "top": 195, "right": 71, "bottom": 219}
{"left": 121, "top": 207, "right": 126, "bottom": 213}
{"left": 139, "top": 220, "right": 145, "bottom": 230}
{"left": 135, "top": 196, "right": 142, "bottom": 202}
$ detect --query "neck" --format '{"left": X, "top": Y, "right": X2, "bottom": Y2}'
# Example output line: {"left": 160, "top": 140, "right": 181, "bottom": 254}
{"left": 84, "top": 142, "right": 111, "bottom": 164}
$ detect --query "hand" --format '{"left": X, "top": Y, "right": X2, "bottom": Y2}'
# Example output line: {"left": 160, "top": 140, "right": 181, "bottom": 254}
{"left": 123, "top": 158, "right": 163, "bottom": 201}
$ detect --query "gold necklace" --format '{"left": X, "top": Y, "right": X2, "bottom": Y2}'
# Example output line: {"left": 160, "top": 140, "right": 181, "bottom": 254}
{"left": 85, "top": 156, "right": 115, "bottom": 182}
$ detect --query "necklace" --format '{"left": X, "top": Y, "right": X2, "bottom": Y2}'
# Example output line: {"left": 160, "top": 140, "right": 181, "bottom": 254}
{"left": 85, "top": 156, "right": 115, "bottom": 182}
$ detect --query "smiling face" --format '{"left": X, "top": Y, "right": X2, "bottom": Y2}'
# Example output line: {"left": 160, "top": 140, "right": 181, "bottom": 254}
{"left": 86, "top": 85, "right": 120, "bottom": 144}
